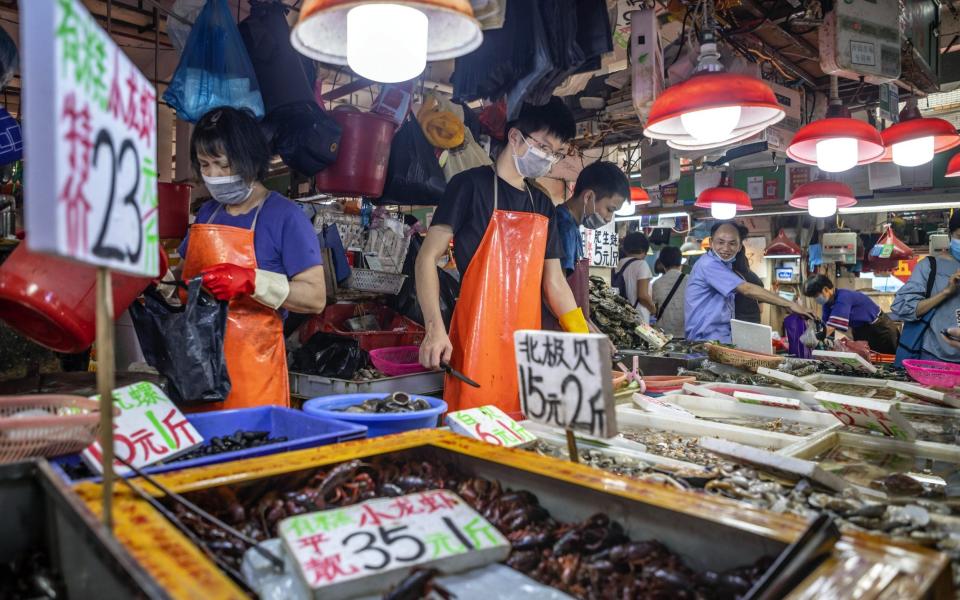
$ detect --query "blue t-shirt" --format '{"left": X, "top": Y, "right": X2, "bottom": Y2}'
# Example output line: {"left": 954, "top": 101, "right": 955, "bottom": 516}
{"left": 555, "top": 204, "right": 583, "bottom": 274}
{"left": 179, "top": 193, "right": 323, "bottom": 279}
{"left": 823, "top": 288, "right": 880, "bottom": 332}
{"left": 684, "top": 250, "right": 745, "bottom": 342}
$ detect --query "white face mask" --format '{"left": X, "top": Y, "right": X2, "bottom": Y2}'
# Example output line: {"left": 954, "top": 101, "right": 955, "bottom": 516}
{"left": 512, "top": 133, "right": 555, "bottom": 179}
{"left": 202, "top": 174, "right": 254, "bottom": 205}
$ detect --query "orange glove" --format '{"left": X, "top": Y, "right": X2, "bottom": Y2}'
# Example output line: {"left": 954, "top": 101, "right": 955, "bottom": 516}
{"left": 201, "top": 263, "right": 255, "bottom": 301}
{"left": 559, "top": 307, "right": 590, "bottom": 334}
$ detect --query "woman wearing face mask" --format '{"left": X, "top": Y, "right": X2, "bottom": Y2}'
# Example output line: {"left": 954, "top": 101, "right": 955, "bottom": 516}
{"left": 891, "top": 213, "right": 960, "bottom": 364}
{"left": 803, "top": 275, "right": 899, "bottom": 354}
{"left": 541, "top": 161, "right": 630, "bottom": 332}
{"left": 177, "top": 107, "right": 326, "bottom": 410}
{"left": 415, "top": 98, "right": 586, "bottom": 415}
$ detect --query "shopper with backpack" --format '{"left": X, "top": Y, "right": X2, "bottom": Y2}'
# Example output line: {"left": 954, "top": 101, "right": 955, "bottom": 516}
{"left": 891, "top": 213, "right": 960, "bottom": 365}
{"left": 614, "top": 232, "right": 656, "bottom": 323}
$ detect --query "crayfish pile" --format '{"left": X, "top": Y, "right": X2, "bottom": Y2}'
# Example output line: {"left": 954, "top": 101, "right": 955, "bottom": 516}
{"left": 166, "top": 456, "right": 772, "bottom": 599}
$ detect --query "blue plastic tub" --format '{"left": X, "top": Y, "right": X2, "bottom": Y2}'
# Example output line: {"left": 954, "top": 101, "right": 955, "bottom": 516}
{"left": 302, "top": 394, "right": 447, "bottom": 438}
{"left": 51, "top": 406, "right": 367, "bottom": 482}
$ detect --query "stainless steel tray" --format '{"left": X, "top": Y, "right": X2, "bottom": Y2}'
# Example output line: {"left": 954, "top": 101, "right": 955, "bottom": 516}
{"left": 289, "top": 370, "right": 445, "bottom": 398}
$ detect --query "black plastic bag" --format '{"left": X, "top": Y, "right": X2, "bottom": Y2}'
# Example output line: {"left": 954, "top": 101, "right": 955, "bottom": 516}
{"left": 388, "top": 234, "right": 459, "bottom": 329}
{"left": 290, "top": 332, "right": 369, "bottom": 380}
{"left": 0, "top": 25, "right": 18, "bottom": 91}
{"left": 264, "top": 101, "right": 342, "bottom": 176}
{"left": 129, "top": 279, "right": 230, "bottom": 405}
{"left": 376, "top": 116, "right": 446, "bottom": 206}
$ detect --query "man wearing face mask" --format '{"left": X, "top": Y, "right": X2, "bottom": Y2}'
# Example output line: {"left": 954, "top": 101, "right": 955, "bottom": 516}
{"left": 802, "top": 275, "right": 899, "bottom": 354}
{"left": 177, "top": 107, "right": 327, "bottom": 410}
{"left": 416, "top": 98, "right": 584, "bottom": 414}
{"left": 892, "top": 213, "right": 960, "bottom": 364}
{"left": 542, "top": 161, "right": 630, "bottom": 332}
{"left": 685, "top": 221, "right": 815, "bottom": 343}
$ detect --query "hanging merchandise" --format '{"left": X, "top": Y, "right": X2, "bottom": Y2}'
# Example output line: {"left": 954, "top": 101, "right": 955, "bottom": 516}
{"left": 318, "top": 223, "right": 352, "bottom": 284}
{"left": 630, "top": 8, "right": 663, "bottom": 124}
{"left": 291, "top": 0, "right": 482, "bottom": 84}
{"left": 870, "top": 225, "right": 914, "bottom": 261}
{"left": 478, "top": 99, "right": 507, "bottom": 140}
{"left": 166, "top": 0, "right": 205, "bottom": 54}
{"left": 787, "top": 77, "right": 884, "bottom": 173}
{"left": 0, "top": 25, "right": 17, "bottom": 91}
{"left": 470, "top": 0, "right": 506, "bottom": 29}
{"left": 644, "top": 1, "right": 784, "bottom": 151}
{"left": 764, "top": 230, "right": 803, "bottom": 258}
{"left": 163, "top": 0, "right": 265, "bottom": 122}
{"left": 422, "top": 95, "right": 492, "bottom": 181}
{"left": 0, "top": 107, "right": 22, "bottom": 166}
{"left": 879, "top": 98, "right": 960, "bottom": 167}
{"left": 371, "top": 83, "right": 415, "bottom": 126}
{"left": 502, "top": 0, "right": 552, "bottom": 120}
{"left": 789, "top": 179, "right": 857, "bottom": 218}
{"left": 129, "top": 279, "right": 231, "bottom": 406}
{"left": 573, "top": 0, "right": 612, "bottom": 74}
{"left": 240, "top": 1, "right": 341, "bottom": 176}
{"left": 525, "top": 0, "right": 585, "bottom": 108}
{"left": 418, "top": 96, "right": 465, "bottom": 149}
{"left": 377, "top": 115, "right": 447, "bottom": 206}
{"left": 315, "top": 107, "right": 397, "bottom": 198}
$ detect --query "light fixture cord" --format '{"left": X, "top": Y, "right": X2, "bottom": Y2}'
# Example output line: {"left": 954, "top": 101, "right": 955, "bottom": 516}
{"left": 829, "top": 76, "right": 840, "bottom": 105}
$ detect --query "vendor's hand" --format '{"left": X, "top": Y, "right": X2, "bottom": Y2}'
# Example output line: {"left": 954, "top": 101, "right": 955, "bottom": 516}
{"left": 788, "top": 302, "right": 817, "bottom": 321}
{"left": 420, "top": 328, "right": 453, "bottom": 370}
{"left": 200, "top": 263, "right": 256, "bottom": 301}
{"left": 945, "top": 272, "right": 960, "bottom": 297}
{"left": 943, "top": 327, "right": 960, "bottom": 351}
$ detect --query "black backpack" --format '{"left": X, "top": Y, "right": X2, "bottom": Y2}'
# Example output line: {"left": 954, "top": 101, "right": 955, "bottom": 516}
{"left": 612, "top": 258, "right": 640, "bottom": 304}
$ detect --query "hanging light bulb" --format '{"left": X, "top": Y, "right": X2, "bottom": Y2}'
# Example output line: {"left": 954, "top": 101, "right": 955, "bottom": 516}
{"left": 710, "top": 202, "right": 738, "bottom": 219}
{"left": 615, "top": 202, "right": 637, "bottom": 217}
{"left": 808, "top": 196, "right": 838, "bottom": 218}
{"left": 347, "top": 4, "right": 428, "bottom": 83}
{"left": 292, "top": 1, "right": 482, "bottom": 84}
{"left": 880, "top": 97, "right": 960, "bottom": 168}
{"left": 789, "top": 179, "right": 856, "bottom": 218}
{"left": 891, "top": 136, "right": 934, "bottom": 167}
{"left": 679, "top": 106, "right": 743, "bottom": 144}
{"left": 643, "top": 3, "right": 783, "bottom": 150}
{"left": 815, "top": 138, "right": 859, "bottom": 173}
{"left": 787, "top": 77, "right": 884, "bottom": 173}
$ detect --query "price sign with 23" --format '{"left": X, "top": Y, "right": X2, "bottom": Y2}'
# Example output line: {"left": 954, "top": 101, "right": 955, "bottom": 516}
{"left": 22, "top": 0, "right": 159, "bottom": 277}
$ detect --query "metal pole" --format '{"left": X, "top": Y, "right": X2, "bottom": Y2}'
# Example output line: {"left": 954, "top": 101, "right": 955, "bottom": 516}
{"left": 96, "top": 268, "right": 116, "bottom": 530}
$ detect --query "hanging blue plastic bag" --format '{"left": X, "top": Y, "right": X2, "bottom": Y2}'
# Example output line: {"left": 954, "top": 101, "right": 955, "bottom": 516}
{"left": 0, "top": 107, "right": 22, "bottom": 165}
{"left": 162, "top": 0, "right": 265, "bottom": 122}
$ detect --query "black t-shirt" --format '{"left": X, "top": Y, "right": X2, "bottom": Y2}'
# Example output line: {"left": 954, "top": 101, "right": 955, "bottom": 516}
{"left": 734, "top": 268, "right": 763, "bottom": 323}
{"left": 432, "top": 166, "right": 563, "bottom": 276}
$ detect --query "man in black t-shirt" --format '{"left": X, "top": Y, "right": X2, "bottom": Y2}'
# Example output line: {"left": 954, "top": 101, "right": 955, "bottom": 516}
{"left": 415, "top": 98, "right": 588, "bottom": 413}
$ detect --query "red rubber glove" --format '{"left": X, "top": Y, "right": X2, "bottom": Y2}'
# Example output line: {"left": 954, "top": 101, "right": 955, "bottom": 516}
{"left": 200, "top": 263, "right": 256, "bottom": 301}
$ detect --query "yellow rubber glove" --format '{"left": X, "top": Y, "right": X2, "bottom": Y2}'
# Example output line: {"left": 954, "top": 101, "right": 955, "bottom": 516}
{"left": 559, "top": 307, "right": 590, "bottom": 334}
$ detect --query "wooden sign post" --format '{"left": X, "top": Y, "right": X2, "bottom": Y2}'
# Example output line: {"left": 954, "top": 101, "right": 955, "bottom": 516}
{"left": 514, "top": 330, "right": 617, "bottom": 463}
{"left": 21, "top": 0, "right": 159, "bottom": 529}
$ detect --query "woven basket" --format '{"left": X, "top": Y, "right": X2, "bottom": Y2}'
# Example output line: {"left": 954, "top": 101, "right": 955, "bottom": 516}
{"left": 706, "top": 343, "right": 783, "bottom": 373}
{"left": 0, "top": 395, "right": 105, "bottom": 464}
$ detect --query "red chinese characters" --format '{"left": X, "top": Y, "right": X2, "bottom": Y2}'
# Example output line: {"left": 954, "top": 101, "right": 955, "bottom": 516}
{"left": 59, "top": 92, "right": 93, "bottom": 256}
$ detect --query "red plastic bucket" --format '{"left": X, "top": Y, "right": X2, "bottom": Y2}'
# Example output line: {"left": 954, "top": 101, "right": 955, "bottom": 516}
{"left": 315, "top": 109, "right": 396, "bottom": 198}
{"left": 158, "top": 182, "right": 192, "bottom": 239}
{"left": 0, "top": 243, "right": 156, "bottom": 352}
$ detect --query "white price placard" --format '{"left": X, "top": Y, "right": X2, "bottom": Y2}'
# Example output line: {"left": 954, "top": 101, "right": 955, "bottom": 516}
{"left": 21, "top": 0, "right": 159, "bottom": 277}
{"left": 581, "top": 219, "right": 619, "bottom": 268}
{"left": 446, "top": 405, "right": 537, "bottom": 448}
{"left": 514, "top": 330, "right": 617, "bottom": 437}
{"left": 280, "top": 490, "right": 510, "bottom": 600}
{"left": 82, "top": 381, "right": 202, "bottom": 474}
{"left": 815, "top": 391, "right": 916, "bottom": 441}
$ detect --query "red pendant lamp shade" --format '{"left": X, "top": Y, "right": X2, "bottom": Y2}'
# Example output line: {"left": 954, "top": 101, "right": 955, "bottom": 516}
{"left": 696, "top": 184, "right": 752, "bottom": 219}
{"left": 789, "top": 180, "right": 857, "bottom": 211}
{"left": 878, "top": 101, "right": 960, "bottom": 164}
{"left": 630, "top": 186, "right": 651, "bottom": 204}
{"left": 645, "top": 72, "right": 785, "bottom": 149}
{"left": 946, "top": 152, "right": 960, "bottom": 177}
{"left": 786, "top": 117, "right": 884, "bottom": 166}
{"left": 764, "top": 229, "right": 803, "bottom": 257}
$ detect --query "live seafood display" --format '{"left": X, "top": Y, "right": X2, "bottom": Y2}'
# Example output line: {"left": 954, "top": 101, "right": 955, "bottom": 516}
{"left": 163, "top": 456, "right": 773, "bottom": 599}
{"left": 587, "top": 277, "right": 652, "bottom": 349}
{"left": 701, "top": 417, "right": 823, "bottom": 437}
{"left": 617, "top": 429, "right": 730, "bottom": 468}
{"left": 528, "top": 440, "right": 652, "bottom": 479}
{"left": 812, "top": 444, "right": 960, "bottom": 494}
{"left": 677, "top": 360, "right": 775, "bottom": 386}
{"left": 808, "top": 380, "right": 898, "bottom": 400}
{"left": 0, "top": 551, "right": 65, "bottom": 600}
{"left": 903, "top": 414, "right": 960, "bottom": 445}
{"left": 166, "top": 431, "right": 290, "bottom": 463}
{"left": 334, "top": 392, "right": 430, "bottom": 413}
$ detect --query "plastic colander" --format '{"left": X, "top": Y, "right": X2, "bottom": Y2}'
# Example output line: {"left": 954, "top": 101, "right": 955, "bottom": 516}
{"left": 369, "top": 346, "right": 429, "bottom": 377}
{"left": 903, "top": 359, "right": 960, "bottom": 389}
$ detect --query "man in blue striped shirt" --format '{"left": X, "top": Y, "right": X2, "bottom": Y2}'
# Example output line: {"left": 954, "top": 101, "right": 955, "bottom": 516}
{"left": 804, "top": 274, "right": 900, "bottom": 354}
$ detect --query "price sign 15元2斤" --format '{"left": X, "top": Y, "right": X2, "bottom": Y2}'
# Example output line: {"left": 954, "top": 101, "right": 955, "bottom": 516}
{"left": 514, "top": 330, "right": 617, "bottom": 438}
{"left": 21, "top": 0, "right": 159, "bottom": 277}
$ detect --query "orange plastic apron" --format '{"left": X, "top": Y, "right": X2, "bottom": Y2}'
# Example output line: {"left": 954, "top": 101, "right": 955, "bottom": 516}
{"left": 445, "top": 169, "right": 548, "bottom": 414}
{"left": 181, "top": 203, "right": 290, "bottom": 410}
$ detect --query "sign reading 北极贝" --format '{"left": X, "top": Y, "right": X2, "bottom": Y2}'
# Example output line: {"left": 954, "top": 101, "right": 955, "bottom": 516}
{"left": 21, "top": 0, "right": 159, "bottom": 277}
{"left": 514, "top": 330, "right": 617, "bottom": 438}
